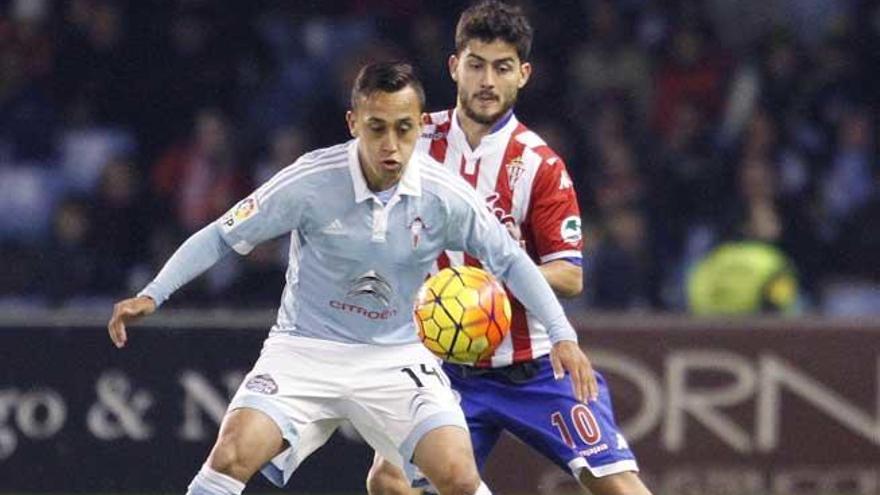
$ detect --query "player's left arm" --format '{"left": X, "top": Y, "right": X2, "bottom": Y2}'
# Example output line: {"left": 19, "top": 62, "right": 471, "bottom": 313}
{"left": 446, "top": 176, "right": 597, "bottom": 402}
{"left": 527, "top": 154, "right": 585, "bottom": 298}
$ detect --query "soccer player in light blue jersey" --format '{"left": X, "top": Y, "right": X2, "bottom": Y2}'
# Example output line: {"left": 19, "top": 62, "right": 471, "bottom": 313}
{"left": 366, "top": 3, "right": 652, "bottom": 495}
{"left": 107, "top": 61, "right": 596, "bottom": 495}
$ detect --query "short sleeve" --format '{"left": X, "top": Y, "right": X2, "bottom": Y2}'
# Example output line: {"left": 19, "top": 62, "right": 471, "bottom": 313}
{"left": 216, "top": 165, "right": 312, "bottom": 255}
{"left": 527, "top": 156, "right": 584, "bottom": 263}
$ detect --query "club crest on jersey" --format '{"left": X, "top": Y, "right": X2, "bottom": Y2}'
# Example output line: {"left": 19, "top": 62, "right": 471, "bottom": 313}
{"left": 245, "top": 374, "right": 278, "bottom": 395}
{"left": 220, "top": 196, "right": 259, "bottom": 233}
{"left": 561, "top": 215, "right": 582, "bottom": 244}
{"left": 409, "top": 216, "right": 425, "bottom": 249}
{"left": 506, "top": 157, "right": 526, "bottom": 190}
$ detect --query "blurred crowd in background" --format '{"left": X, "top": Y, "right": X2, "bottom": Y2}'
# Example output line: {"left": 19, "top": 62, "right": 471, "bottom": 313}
{"left": 2, "top": 0, "right": 879, "bottom": 315}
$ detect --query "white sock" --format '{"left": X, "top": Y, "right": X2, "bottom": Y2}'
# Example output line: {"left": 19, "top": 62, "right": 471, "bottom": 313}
{"left": 186, "top": 464, "right": 246, "bottom": 495}
{"left": 473, "top": 481, "right": 492, "bottom": 495}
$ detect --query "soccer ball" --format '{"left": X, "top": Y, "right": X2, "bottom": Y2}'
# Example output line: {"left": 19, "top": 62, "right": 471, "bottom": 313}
{"left": 414, "top": 266, "right": 511, "bottom": 364}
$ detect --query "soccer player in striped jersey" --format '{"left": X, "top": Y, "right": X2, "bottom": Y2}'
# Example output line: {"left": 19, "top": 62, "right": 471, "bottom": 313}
{"left": 367, "top": 3, "right": 652, "bottom": 495}
{"left": 107, "top": 61, "right": 595, "bottom": 495}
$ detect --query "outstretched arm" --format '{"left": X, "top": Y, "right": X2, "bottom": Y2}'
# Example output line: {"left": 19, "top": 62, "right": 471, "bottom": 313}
{"left": 447, "top": 180, "right": 597, "bottom": 402}
{"left": 107, "top": 150, "right": 320, "bottom": 348}
{"left": 139, "top": 223, "right": 232, "bottom": 306}
{"left": 107, "top": 223, "right": 231, "bottom": 348}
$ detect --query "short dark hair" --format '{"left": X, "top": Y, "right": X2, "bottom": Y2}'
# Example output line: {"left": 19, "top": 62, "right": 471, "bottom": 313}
{"left": 455, "top": 0, "right": 533, "bottom": 61}
{"left": 350, "top": 61, "right": 425, "bottom": 111}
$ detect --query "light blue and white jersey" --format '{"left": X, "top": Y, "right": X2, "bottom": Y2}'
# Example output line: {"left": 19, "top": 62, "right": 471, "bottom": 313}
{"left": 141, "top": 139, "right": 576, "bottom": 346}
{"left": 219, "top": 139, "right": 526, "bottom": 345}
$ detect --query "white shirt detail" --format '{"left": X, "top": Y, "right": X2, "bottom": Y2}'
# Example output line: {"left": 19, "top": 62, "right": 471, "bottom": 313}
{"left": 514, "top": 130, "right": 546, "bottom": 148}
{"left": 371, "top": 204, "right": 386, "bottom": 242}
{"left": 463, "top": 157, "right": 478, "bottom": 175}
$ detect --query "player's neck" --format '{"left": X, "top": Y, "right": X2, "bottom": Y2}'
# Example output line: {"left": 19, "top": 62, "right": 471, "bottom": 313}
{"left": 456, "top": 108, "right": 494, "bottom": 150}
{"left": 359, "top": 154, "right": 402, "bottom": 192}
{"left": 364, "top": 169, "right": 400, "bottom": 193}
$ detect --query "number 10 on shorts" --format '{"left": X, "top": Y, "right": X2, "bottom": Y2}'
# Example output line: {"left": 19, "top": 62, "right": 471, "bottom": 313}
{"left": 551, "top": 405, "right": 602, "bottom": 448}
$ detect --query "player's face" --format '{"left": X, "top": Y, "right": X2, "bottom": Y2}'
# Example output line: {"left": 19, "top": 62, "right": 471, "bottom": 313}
{"left": 346, "top": 86, "right": 425, "bottom": 191}
{"left": 450, "top": 39, "right": 531, "bottom": 126}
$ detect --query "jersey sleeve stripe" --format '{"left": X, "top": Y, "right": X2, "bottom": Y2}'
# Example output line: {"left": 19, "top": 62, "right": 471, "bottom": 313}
{"left": 539, "top": 250, "right": 583, "bottom": 263}
{"left": 256, "top": 147, "right": 348, "bottom": 198}
{"left": 257, "top": 161, "right": 349, "bottom": 203}
{"left": 514, "top": 130, "right": 547, "bottom": 149}
{"left": 256, "top": 151, "right": 347, "bottom": 199}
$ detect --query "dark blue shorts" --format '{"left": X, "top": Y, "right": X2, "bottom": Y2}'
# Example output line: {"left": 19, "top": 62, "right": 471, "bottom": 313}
{"left": 442, "top": 356, "right": 639, "bottom": 478}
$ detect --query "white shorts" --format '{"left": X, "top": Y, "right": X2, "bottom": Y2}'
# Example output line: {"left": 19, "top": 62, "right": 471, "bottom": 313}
{"left": 228, "top": 334, "right": 466, "bottom": 487}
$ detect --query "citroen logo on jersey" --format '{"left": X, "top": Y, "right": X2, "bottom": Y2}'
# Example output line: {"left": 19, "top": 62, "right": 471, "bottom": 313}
{"left": 506, "top": 157, "right": 526, "bottom": 190}
{"left": 346, "top": 270, "right": 394, "bottom": 307}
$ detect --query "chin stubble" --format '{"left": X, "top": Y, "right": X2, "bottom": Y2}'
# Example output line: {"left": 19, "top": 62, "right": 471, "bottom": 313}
{"left": 461, "top": 91, "right": 514, "bottom": 126}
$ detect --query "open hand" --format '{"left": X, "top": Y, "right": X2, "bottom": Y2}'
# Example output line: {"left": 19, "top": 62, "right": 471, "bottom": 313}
{"left": 107, "top": 296, "right": 156, "bottom": 348}
{"left": 550, "top": 340, "right": 598, "bottom": 403}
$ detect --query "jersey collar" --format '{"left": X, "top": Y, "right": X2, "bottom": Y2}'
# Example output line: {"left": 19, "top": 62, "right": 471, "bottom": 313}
{"left": 449, "top": 108, "right": 520, "bottom": 159}
{"left": 348, "top": 139, "right": 422, "bottom": 203}
{"left": 489, "top": 109, "right": 515, "bottom": 133}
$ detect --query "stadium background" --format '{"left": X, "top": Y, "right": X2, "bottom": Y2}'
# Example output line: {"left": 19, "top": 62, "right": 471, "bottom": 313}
{"left": 0, "top": 0, "right": 878, "bottom": 494}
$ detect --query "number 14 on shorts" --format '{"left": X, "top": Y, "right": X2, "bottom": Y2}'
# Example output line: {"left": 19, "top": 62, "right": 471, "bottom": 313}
{"left": 401, "top": 364, "right": 450, "bottom": 388}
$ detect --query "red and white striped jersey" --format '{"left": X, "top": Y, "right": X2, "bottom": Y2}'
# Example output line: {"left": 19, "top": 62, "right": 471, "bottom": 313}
{"left": 417, "top": 109, "right": 583, "bottom": 368}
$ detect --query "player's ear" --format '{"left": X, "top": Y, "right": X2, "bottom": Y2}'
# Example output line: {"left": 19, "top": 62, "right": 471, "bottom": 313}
{"left": 346, "top": 110, "right": 358, "bottom": 137}
{"left": 518, "top": 62, "right": 532, "bottom": 89}
{"left": 448, "top": 54, "right": 459, "bottom": 82}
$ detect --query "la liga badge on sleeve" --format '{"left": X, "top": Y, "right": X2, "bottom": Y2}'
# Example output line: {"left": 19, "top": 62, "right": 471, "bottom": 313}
{"left": 560, "top": 215, "right": 582, "bottom": 244}
{"left": 220, "top": 196, "right": 260, "bottom": 233}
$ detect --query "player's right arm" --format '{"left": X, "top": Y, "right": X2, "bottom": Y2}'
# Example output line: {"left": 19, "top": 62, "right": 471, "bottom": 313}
{"left": 107, "top": 222, "right": 231, "bottom": 347}
{"left": 526, "top": 152, "right": 584, "bottom": 298}
{"left": 107, "top": 153, "right": 321, "bottom": 348}
{"left": 108, "top": 295, "right": 156, "bottom": 348}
